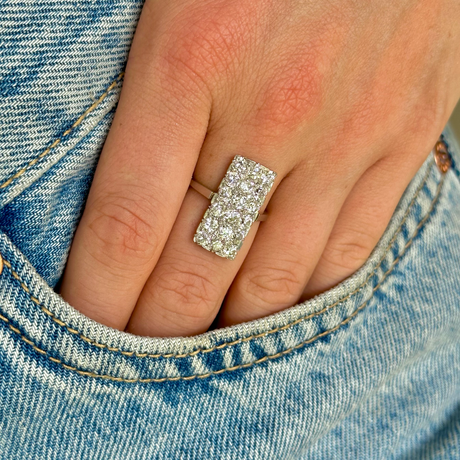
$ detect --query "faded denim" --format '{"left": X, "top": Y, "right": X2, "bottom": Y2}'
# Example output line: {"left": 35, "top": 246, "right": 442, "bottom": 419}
{"left": 0, "top": 1, "right": 460, "bottom": 459}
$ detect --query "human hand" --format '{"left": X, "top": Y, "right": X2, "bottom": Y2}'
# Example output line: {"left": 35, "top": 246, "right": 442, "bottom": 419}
{"left": 60, "top": 0, "right": 460, "bottom": 337}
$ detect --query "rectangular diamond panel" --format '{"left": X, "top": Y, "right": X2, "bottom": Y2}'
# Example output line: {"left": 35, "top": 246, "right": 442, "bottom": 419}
{"left": 193, "top": 155, "right": 277, "bottom": 259}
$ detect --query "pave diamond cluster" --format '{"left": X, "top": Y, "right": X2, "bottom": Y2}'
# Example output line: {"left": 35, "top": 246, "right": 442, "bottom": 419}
{"left": 193, "top": 155, "right": 277, "bottom": 259}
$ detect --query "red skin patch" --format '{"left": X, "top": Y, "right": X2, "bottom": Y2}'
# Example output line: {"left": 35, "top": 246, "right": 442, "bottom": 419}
{"left": 251, "top": 51, "right": 324, "bottom": 136}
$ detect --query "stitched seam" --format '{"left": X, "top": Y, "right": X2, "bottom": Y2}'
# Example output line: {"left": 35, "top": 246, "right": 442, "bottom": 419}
{"left": 0, "top": 159, "right": 437, "bottom": 358}
{"left": 0, "top": 72, "right": 124, "bottom": 190}
{"left": 0, "top": 172, "right": 446, "bottom": 382}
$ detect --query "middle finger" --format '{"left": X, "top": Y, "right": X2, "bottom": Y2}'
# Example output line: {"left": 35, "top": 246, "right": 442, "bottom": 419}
{"left": 126, "top": 133, "right": 290, "bottom": 337}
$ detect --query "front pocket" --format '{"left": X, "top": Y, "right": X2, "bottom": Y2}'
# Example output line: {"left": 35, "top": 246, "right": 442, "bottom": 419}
{"left": 0, "top": 79, "right": 123, "bottom": 287}
{"left": 1, "top": 131, "right": 460, "bottom": 460}
{"left": 0, "top": 138, "right": 455, "bottom": 383}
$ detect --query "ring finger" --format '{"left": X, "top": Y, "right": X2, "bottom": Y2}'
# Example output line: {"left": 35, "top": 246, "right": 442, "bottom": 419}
{"left": 217, "top": 149, "right": 424, "bottom": 327}
{"left": 125, "top": 133, "right": 290, "bottom": 337}
{"left": 126, "top": 128, "right": 369, "bottom": 337}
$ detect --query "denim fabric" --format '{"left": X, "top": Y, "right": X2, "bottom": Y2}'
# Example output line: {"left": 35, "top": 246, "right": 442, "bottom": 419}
{"left": 1, "top": 1, "right": 460, "bottom": 459}
{"left": 0, "top": 0, "right": 138, "bottom": 286}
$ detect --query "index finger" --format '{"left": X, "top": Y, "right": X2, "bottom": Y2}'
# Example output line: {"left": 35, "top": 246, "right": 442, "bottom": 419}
{"left": 60, "top": 5, "right": 212, "bottom": 330}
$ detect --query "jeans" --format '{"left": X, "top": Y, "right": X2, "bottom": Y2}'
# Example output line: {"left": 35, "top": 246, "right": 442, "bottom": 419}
{"left": 1, "top": 1, "right": 460, "bottom": 458}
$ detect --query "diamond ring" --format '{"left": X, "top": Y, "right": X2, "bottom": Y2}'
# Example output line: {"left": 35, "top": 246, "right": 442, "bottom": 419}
{"left": 191, "top": 155, "right": 277, "bottom": 260}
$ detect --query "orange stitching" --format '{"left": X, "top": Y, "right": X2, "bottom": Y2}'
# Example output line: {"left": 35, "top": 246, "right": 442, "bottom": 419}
{"left": 0, "top": 166, "right": 445, "bottom": 383}
{"left": 0, "top": 73, "right": 124, "bottom": 190}
{"left": 0, "top": 159, "right": 437, "bottom": 359}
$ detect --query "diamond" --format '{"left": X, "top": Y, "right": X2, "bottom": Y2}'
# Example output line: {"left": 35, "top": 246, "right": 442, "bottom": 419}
{"left": 209, "top": 218, "right": 219, "bottom": 230}
{"left": 193, "top": 155, "right": 276, "bottom": 259}
{"left": 193, "top": 233, "right": 212, "bottom": 250}
{"left": 224, "top": 210, "right": 241, "bottom": 225}
{"left": 242, "top": 213, "right": 254, "bottom": 227}
{"left": 212, "top": 241, "right": 223, "bottom": 252}
{"left": 224, "top": 171, "right": 239, "bottom": 187}
{"left": 218, "top": 226, "right": 233, "bottom": 239}
{"left": 219, "top": 185, "right": 233, "bottom": 199}
{"left": 212, "top": 204, "right": 224, "bottom": 216}
{"left": 239, "top": 181, "right": 251, "bottom": 193}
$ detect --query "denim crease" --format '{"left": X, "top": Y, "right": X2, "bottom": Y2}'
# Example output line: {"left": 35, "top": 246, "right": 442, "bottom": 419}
{"left": 1, "top": 1, "right": 460, "bottom": 459}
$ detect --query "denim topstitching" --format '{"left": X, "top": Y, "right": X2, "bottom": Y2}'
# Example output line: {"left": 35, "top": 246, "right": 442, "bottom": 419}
{"left": 0, "top": 158, "right": 447, "bottom": 382}
{"left": 0, "top": 72, "right": 124, "bottom": 190}
{"left": 0, "top": 158, "right": 437, "bottom": 358}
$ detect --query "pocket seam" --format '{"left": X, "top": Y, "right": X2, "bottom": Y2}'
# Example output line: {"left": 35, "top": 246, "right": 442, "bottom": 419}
{"left": 0, "top": 157, "right": 444, "bottom": 363}
{"left": 0, "top": 166, "right": 446, "bottom": 382}
{"left": 0, "top": 72, "right": 124, "bottom": 191}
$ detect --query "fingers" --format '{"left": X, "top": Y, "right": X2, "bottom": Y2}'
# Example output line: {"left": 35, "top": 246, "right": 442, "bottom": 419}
{"left": 126, "top": 144, "right": 289, "bottom": 337}
{"left": 215, "top": 158, "right": 363, "bottom": 327}
{"left": 125, "top": 187, "right": 257, "bottom": 337}
{"left": 301, "top": 152, "right": 428, "bottom": 298}
{"left": 217, "top": 152, "right": 424, "bottom": 328}
{"left": 59, "top": 4, "right": 212, "bottom": 330}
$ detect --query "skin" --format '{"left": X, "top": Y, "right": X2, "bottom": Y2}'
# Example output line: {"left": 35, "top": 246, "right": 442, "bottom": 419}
{"left": 60, "top": 0, "right": 460, "bottom": 337}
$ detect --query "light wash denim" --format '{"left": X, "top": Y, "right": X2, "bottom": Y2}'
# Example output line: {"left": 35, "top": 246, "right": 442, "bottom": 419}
{"left": 1, "top": 1, "right": 460, "bottom": 459}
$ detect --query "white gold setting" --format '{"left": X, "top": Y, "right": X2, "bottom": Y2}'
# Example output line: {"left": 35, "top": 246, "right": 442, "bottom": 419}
{"left": 193, "top": 155, "right": 277, "bottom": 260}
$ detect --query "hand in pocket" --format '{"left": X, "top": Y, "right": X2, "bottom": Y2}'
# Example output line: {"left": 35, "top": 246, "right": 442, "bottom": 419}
{"left": 60, "top": 0, "right": 460, "bottom": 337}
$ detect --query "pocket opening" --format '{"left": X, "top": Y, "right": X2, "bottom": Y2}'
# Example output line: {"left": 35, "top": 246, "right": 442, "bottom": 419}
{"left": 0, "top": 144, "right": 451, "bottom": 382}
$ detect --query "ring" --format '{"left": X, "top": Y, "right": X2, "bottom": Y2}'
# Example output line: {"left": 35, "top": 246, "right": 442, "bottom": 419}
{"left": 190, "top": 155, "right": 277, "bottom": 260}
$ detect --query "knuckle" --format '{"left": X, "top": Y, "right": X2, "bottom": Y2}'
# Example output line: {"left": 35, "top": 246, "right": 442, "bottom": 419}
{"left": 153, "top": 260, "right": 220, "bottom": 321}
{"left": 251, "top": 50, "right": 324, "bottom": 136}
{"left": 322, "top": 231, "right": 374, "bottom": 274}
{"left": 86, "top": 195, "right": 160, "bottom": 268}
{"left": 242, "top": 262, "right": 305, "bottom": 308}
{"left": 406, "top": 95, "right": 451, "bottom": 151}
{"left": 159, "top": 4, "right": 251, "bottom": 86}
{"left": 340, "top": 92, "right": 379, "bottom": 142}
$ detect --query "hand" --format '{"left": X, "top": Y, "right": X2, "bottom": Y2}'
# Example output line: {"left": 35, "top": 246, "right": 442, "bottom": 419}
{"left": 60, "top": 0, "right": 460, "bottom": 337}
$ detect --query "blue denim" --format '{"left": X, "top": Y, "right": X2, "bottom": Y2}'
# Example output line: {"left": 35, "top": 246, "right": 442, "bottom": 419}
{"left": 1, "top": 1, "right": 460, "bottom": 458}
